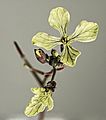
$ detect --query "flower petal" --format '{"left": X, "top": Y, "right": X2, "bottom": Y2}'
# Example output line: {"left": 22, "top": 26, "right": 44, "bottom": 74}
{"left": 60, "top": 45, "right": 81, "bottom": 67}
{"left": 48, "top": 7, "right": 70, "bottom": 35}
{"left": 24, "top": 88, "right": 54, "bottom": 117}
{"left": 32, "top": 32, "right": 61, "bottom": 50}
{"left": 24, "top": 95, "right": 46, "bottom": 117}
{"left": 31, "top": 88, "right": 45, "bottom": 95}
{"left": 68, "top": 20, "right": 99, "bottom": 43}
{"left": 47, "top": 95, "right": 54, "bottom": 111}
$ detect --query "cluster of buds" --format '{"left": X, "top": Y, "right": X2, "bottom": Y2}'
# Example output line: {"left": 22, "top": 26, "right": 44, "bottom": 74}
{"left": 34, "top": 48, "right": 63, "bottom": 67}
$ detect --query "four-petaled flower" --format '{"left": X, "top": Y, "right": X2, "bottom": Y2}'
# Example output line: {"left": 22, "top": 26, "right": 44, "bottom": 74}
{"left": 32, "top": 7, "right": 99, "bottom": 67}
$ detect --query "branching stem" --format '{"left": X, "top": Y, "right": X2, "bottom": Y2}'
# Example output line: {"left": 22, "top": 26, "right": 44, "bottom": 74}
{"left": 14, "top": 41, "right": 44, "bottom": 87}
{"left": 13, "top": 41, "right": 64, "bottom": 120}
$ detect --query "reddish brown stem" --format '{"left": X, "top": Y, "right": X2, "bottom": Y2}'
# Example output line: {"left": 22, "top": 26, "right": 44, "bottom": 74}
{"left": 14, "top": 41, "right": 44, "bottom": 87}
{"left": 38, "top": 110, "right": 45, "bottom": 120}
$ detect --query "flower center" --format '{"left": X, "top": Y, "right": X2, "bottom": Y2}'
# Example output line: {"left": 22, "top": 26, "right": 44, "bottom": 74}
{"left": 61, "top": 36, "right": 68, "bottom": 44}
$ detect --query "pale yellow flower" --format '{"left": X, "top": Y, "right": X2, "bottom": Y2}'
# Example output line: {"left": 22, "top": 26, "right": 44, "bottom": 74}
{"left": 32, "top": 7, "right": 99, "bottom": 67}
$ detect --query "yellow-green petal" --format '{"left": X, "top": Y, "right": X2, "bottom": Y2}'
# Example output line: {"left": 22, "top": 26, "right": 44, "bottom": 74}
{"left": 32, "top": 32, "right": 61, "bottom": 50}
{"left": 47, "top": 95, "right": 54, "bottom": 111}
{"left": 31, "top": 88, "right": 45, "bottom": 95}
{"left": 60, "top": 45, "right": 81, "bottom": 67}
{"left": 24, "top": 95, "right": 45, "bottom": 117}
{"left": 48, "top": 7, "right": 70, "bottom": 35}
{"left": 68, "top": 20, "right": 99, "bottom": 43}
{"left": 24, "top": 88, "right": 54, "bottom": 117}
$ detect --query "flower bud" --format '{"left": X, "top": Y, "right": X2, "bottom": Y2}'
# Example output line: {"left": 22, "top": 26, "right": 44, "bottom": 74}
{"left": 45, "top": 81, "right": 56, "bottom": 92}
{"left": 51, "top": 49, "right": 58, "bottom": 57}
{"left": 34, "top": 49, "right": 46, "bottom": 64}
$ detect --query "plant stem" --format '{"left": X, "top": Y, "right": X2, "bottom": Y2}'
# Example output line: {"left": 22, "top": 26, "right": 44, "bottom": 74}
{"left": 14, "top": 41, "right": 46, "bottom": 120}
{"left": 38, "top": 110, "right": 45, "bottom": 120}
{"left": 51, "top": 67, "right": 56, "bottom": 81}
{"left": 14, "top": 41, "right": 44, "bottom": 87}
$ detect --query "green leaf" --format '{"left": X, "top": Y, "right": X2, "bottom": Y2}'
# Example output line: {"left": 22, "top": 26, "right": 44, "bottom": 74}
{"left": 68, "top": 20, "right": 99, "bottom": 43}
{"left": 60, "top": 45, "right": 81, "bottom": 67}
{"left": 48, "top": 7, "right": 70, "bottom": 35}
{"left": 32, "top": 32, "right": 61, "bottom": 50}
{"left": 24, "top": 88, "right": 54, "bottom": 117}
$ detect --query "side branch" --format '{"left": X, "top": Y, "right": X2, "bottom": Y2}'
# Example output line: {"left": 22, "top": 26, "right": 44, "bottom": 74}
{"left": 14, "top": 41, "right": 44, "bottom": 87}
